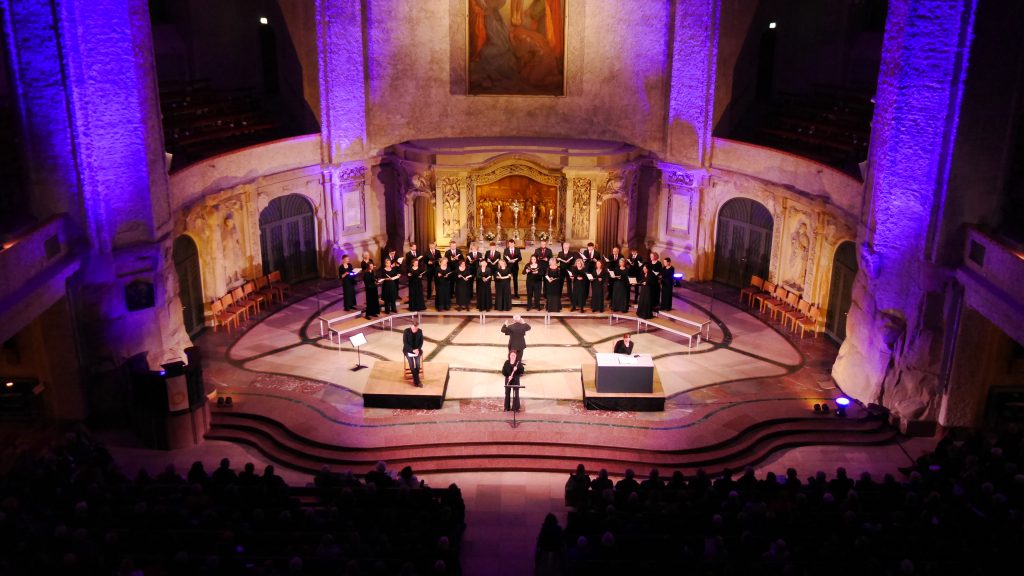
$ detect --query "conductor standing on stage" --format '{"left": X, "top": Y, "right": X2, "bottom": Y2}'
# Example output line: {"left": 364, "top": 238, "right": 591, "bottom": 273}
{"left": 403, "top": 322, "right": 424, "bottom": 387}
{"left": 503, "top": 350, "right": 524, "bottom": 411}
{"left": 501, "top": 315, "right": 531, "bottom": 360}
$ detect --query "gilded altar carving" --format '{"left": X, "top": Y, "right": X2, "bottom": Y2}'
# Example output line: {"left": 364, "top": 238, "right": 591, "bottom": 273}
{"left": 440, "top": 176, "right": 463, "bottom": 238}
{"left": 571, "top": 177, "right": 592, "bottom": 238}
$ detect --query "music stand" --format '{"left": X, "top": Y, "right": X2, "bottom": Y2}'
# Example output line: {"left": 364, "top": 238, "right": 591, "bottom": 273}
{"left": 504, "top": 384, "right": 525, "bottom": 428}
{"left": 349, "top": 333, "right": 368, "bottom": 371}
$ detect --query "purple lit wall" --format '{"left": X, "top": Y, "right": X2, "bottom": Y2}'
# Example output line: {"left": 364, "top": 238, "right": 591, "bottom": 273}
{"left": 58, "top": 0, "right": 170, "bottom": 251}
{"left": 667, "top": 0, "right": 720, "bottom": 166}
{"left": 2, "top": 0, "right": 82, "bottom": 226}
{"left": 862, "top": 0, "right": 975, "bottom": 309}
{"left": 317, "top": 0, "right": 367, "bottom": 164}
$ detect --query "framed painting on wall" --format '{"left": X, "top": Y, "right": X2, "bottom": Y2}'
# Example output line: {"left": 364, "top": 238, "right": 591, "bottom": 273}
{"left": 468, "top": 0, "right": 565, "bottom": 96}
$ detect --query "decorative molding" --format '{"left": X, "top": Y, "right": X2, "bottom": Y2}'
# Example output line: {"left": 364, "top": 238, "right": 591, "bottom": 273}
{"left": 571, "top": 177, "right": 592, "bottom": 238}
{"left": 473, "top": 162, "right": 563, "bottom": 187}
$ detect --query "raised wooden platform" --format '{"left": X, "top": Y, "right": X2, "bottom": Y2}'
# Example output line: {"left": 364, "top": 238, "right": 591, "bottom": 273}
{"left": 581, "top": 363, "right": 666, "bottom": 412}
{"left": 363, "top": 361, "right": 449, "bottom": 409}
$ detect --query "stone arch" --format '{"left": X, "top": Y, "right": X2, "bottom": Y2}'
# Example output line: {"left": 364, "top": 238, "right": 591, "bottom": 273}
{"left": 825, "top": 240, "right": 858, "bottom": 341}
{"left": 259, "top": 194, "right": 318, "bottom": 282}
{"left": 172, "top": 234, "right": 204, "bottom": 336}
{"left": 712, "top": 197, "right": 775, "bottom": 288}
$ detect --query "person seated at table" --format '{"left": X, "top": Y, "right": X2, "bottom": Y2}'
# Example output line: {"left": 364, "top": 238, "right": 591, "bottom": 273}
{"left": 613, "top": 333, "right": 634, "bottom": 355}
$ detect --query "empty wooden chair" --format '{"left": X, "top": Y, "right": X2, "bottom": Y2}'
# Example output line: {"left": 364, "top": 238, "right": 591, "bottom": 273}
{"left": 752, "top": 281, "right": 776, "bottom": 312}
{"left": 773, "top": 291, "right": 800, "bottom": 323}
{"left": 243, "top": 280, "right": 267, "bottom": 313}
{"left": 796, "top": 305, "right": 820, "bottom": 338}
{"left": 762, "top": 286, "right": 788, "bottom": 318}
{"left": 255, "top": 275, "right": 279, "bottom": 304}
{"left": 739, "top": 276, "right": 764, "bottom": 307}
{"left": 232, "top": 286, "right": 257, "bottom": 319}
{"left": 211, "top": 298, "right": 240, "bottom": 333}
{"left": 784, "top": 299, "right": 811, "bottom": 332}
{"left": 268, "top": 270, "right": 291, "bottom": 301}
{"left": 221, "top": 293, "right": 248, "bottom": 323}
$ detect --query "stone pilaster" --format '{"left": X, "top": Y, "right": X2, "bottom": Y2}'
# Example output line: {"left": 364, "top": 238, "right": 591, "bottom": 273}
{"left": 833, "top": 0, "right": 978, "bottom": 422}
{"left": 665, "top": 0, "right": 720, "bottom": 167}
{"left": 317, "top": 0, "right": 368, "bottom": 165}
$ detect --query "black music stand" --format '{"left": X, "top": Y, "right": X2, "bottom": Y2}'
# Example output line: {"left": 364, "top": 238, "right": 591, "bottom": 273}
{"left": 504, "top": 384, "right": 525, "bottom": 428}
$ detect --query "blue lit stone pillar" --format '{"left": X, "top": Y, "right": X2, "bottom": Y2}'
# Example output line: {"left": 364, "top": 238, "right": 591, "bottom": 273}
{"left": 6, "top": 0, "right": 191, "bottom": 379}
{"left": 833, "top": 0, "right": 977, "bottom": 424}
{"left": 665, "top": 0, "right": 720, "bottom": 167}
{"left": 1, "top": 0, "right": 82, "bottom": 227}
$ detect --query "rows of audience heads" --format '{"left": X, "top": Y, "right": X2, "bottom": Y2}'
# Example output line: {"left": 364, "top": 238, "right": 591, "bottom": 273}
{"left": 0, "top": 433, "right": 463, "bottom": 575}
{"left": 542, "top": 426, "right": 1024, "bottom": 575}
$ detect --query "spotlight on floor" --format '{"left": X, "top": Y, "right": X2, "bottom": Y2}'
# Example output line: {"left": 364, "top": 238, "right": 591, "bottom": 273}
{"left": 835, "top": 396, "right": 850, "bottom": 417}
{"left": 673, "top": 273, "right": 684, "bottom": 287}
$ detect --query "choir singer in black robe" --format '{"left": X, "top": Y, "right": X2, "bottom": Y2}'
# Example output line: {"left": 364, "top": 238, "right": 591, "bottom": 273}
{"left": 339, "top": 254, "right": 357, "bottom": 311}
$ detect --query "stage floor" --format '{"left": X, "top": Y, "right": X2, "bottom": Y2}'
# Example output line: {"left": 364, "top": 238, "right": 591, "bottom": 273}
{"left": 202, "top": 281, "right": 841, "bottom": 426}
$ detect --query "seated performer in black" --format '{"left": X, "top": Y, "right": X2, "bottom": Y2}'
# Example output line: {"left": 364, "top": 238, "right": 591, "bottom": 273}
{"left": 613, "top": 333, "right": 634, "bottom": 355}
{"left": 660, "top": 257, "right": 675, "bottom": 311}
{"left": 570, "top": 259, "right": 589, "bottom": 312}
{"left": 434, "top": 257, "right": 452, "bottom": 311}
{"left": 339, "top": 254, "right": 357, "bottom": 311}
{"left": 407, "top": 258, "right": 426, "bottom": 311}
{"left": 494, "top": 260, "right": 512, "bottom": 311}
{"left": 380, "top": 260, "right": 400, "bottom": 314}
{"left": 502, "top": 350, "right": 525, "bottom": 412}
{"left": 363, "top": 261, "right": 380, "bottom": 319}
{"left": 611, "top": 258, "right": 630, "bottom": 312}
{"left": 402, "top": 322, "right": 424, "bottom": 387}
{"left": 455, "top": 261, "right": 473, "bottom": 311}
{"left": 590, "top": 259, "right": 608, "bottom": 313}
{"left": 544, "top": 257, "right": 562, "bottom": 312}
{"left": 524, "top": 255, "right": 543, "bottom": 310}
{"left": 636, "top": 266, "right": 654, "bottom": 319}
{"left": 476, "top": 260, "right": 493, "bottom": 311}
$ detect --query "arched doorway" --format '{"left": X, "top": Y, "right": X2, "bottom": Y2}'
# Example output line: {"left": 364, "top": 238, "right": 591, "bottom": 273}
{"left": 173, "top": 235, "right": 204, "bottom": 336}
{"left": 259, "top": 194, "right": 317, "bottom": 283}
{"left": 412, "top": 195, "right": 434, "bottom": 253}
{"left": 826, "top": 241, "right": 858, "bottom": 341}
{"left": 596, "top": 198, "right": 621, "bottom": 255}
{"left": 713, "top": 198, "right": 773, "bottom": 288}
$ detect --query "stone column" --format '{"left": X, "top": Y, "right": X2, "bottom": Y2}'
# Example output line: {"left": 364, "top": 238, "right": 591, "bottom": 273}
{"left": 665, "top": 0, "right": 720, "bottom": 167}
{"left": 833, "top": 0, "right": 978, "bottom": 423}
{"left": 317, "top": 0, "right": 368, "bottom": 164}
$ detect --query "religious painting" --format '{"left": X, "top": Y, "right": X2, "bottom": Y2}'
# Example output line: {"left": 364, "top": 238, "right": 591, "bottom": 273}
{"left": 476, "top": 175, "right": 558, "bottom": 242}
{"left": 468, "top": 0, "right": 565, "bottom": 96}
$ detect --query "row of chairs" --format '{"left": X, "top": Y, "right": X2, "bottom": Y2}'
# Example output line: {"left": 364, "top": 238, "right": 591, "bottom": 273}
{"left": 210, "top": 270, "right": 291, "bottom": 333}
{"left": 739, "top": 276, "right": 820, "bottom": 338}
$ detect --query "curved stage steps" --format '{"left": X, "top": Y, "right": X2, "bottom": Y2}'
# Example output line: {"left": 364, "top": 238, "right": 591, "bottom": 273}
{"left": 207, "top": 401, "right": 897, "bottom": 477}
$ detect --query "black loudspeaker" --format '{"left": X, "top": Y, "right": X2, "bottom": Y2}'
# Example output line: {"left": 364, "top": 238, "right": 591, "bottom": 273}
{"left": 124, "top": 280, "right": 155, "bottom": 311}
